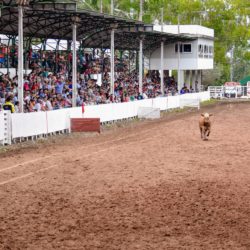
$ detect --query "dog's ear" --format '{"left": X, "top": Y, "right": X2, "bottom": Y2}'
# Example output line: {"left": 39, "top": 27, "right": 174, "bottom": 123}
{"left": 209, "top": 114, "right": 213, "bottom": 116}
{"left": 201, "top": 114, "right": 204, "bottom": 117}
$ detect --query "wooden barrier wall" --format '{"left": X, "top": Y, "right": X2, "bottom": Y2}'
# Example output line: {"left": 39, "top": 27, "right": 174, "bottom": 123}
{"left": 71, "top": 118, "right": 100, "bottom": 133}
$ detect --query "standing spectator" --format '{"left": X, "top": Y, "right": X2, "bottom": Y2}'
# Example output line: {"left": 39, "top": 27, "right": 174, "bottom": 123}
{"left": 3, "top": 96, "right": 15, "bottom": 113}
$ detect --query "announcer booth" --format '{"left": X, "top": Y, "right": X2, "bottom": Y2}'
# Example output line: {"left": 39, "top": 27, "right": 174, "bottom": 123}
{"left": 149, "top": 24, "right": 214, "bottom": 92}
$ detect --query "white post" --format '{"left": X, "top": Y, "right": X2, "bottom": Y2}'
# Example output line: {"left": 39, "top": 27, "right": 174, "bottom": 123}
{"left": 18, "top": 5, "right": 24, "bottom": 112}
{"left": 138, "top": 0, "right": 143, "bottom": 94}
{"left": 139, "top": 0, "right": 143, "bottom": 21}
{"left": 111, "top": 0, "right": 114, "bottom": 15}
{"left": 177, "top": 14, "right": 182, "bottom": 93}
{"left": 185, "top": 70, "right": 191, "bottom": 90}
{"left": 161, "top": 40, "right": 164, "bottom": 95}
{"left": 197, "top": 70, "right": 202, "bottom": 92}
{"left": 110, "top": 29, "right": 115, "bottom": 96}
{"left": 72, "top": 23, "right": 77, "bottom": 107}
{"left": 230, "top": 46, "right": 234, "bottom": 82}
{"left": 191, "top": 70, "right": 196, "bottom": 91}
{"left": 160, "top": 8, "right": 164, "bottom": 95}
{"left": 100, "top": 0, "right": 103, "bottom": 13}
{"left": 139, "top": 38, "right": 143, "bottom": 94}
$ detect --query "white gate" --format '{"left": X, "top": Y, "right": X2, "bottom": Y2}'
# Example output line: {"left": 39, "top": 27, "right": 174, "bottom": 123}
{"left": 208, "top": 86, "right": 249, "bottom": 99}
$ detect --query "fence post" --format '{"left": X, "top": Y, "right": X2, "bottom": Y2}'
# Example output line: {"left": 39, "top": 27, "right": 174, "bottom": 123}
{"left": 3, "top": 111, "right": 12, "bottom": 145}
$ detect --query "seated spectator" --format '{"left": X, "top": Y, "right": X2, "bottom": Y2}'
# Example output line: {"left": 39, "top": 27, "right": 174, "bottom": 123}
{"left": 0, "top": 49, "right": 180, "bottom": 111}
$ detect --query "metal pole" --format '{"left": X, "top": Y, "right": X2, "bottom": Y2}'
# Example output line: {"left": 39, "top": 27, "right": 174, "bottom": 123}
{"left": 161, "top": 40, "right": 164, "bottom": 95}
{"left": 177, "top": 14, "right": 181, "bottom": 93}
{"left": 139, "top": 39, "right": 143, "bottom": 94}
{"left": 72, "top": 23, "right": 77, "bottom": 107}
{"left": 18, "top": 5, "right": 24, "bottom": 112}
{"left": 160, "top": 8, "right": 164, "bottom": 95}
{"left": 111, "top": 0, "right": 114, "bottom": 15}
{"left": 230, "top": 46, "right": 234, "bottom": 82}
{"left": 7, "top": 38, "right": 10, "bottom": 74}
{"left": 139, "top": 0, "right": 143, "bottom": 21}
{"left": 100, "top": 0, "right": 103, "bottom": 13}
{"left": 110, "top": 29, "right": 115, "bottom": 96}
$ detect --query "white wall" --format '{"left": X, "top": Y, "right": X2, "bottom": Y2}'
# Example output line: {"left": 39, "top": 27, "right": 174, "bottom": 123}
{"left": 11, "top": 108, "right": 82, "bottom": 139}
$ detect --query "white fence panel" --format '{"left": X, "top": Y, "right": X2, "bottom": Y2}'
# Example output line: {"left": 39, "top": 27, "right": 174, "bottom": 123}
{"left": 152, "top": 97, "right": 168, "bottom": 110}
{"left": 137, "top": 99, "right": 153, "bottom": 108}
{"left": 84, "top": 101, "right": 139, "bottom": 122}
{"left": 68, "top": 107, "right": 82, "bottom": 118}
{"left": 167, "top": 96, "right": 180, "bottom": 109}
{"left": 47, "top": 109, "right": 70, "bottom": 133}
{"left": 12, "top": 112, "right": 47, "bottom": 139}
{"left": 198, "top": 91, "right": 210, "bottom": 101}
{"left": 0, "top": 112, "right": 5, "bottom": 144}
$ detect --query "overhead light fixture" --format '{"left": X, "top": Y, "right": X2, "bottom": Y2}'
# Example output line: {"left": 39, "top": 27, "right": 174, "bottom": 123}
{"left": 110, "top": 23, "right": 118, "bottom": 29}
{"left": 72, "top": 16, "right": 81, "bottom": 24}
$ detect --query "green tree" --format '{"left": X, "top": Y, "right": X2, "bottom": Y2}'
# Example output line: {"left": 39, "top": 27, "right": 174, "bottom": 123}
{"left": 78, "top": 0, "right": 250, "bottom": 83}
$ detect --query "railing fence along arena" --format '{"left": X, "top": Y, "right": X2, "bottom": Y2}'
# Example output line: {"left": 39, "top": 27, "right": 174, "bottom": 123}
{"left": 11, "top": 107, "right": 82, "bottom": 142}
{"left": 208, "top": 86, "right": 250, "bottom": 99}
{"left": 0, "top": 92, "right": 210, "bottom": 145}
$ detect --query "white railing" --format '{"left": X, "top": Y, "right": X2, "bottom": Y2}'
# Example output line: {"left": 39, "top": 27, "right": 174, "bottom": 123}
{"left": 0, "top": 92, "right": 210, "bottom": 145}
{"left": 208, "top": 86, "right": 250, "bottom": 99}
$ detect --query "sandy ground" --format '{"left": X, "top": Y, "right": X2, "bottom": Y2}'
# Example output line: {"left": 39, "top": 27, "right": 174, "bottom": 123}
{"left": 0, "top": 102, "right": 250, "bottom": 250}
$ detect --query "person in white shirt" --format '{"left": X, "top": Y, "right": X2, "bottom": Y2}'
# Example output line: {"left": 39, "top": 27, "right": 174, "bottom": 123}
{"left": 45, "top": 97, "right": 53, "bottom": 111}
{"left": 34, "top": 101, "right": 41, "bottom": 112}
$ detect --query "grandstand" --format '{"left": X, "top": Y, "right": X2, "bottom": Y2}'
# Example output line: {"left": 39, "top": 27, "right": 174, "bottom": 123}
{"left": 0, "top": 0, "right": 214, "bottom": 111}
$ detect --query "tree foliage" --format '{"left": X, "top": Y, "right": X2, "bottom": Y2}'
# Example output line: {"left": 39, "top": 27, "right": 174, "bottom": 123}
{"left": 79, "top": 0, "right": 250, "bottom": 83}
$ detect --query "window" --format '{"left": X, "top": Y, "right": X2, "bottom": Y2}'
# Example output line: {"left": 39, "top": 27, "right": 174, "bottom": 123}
{"left": 198, "top": 44, "right": 203, "bottom": 58}
{"left": 175, "top": 43, "right": 193, "bottom": 53}
{"left": 204, "top": 45, "right": 209, "bottom": 58}
{"left": 183, "top": 44, "right": 192, "bottom": 53}
{"left": 209, "top": 46, "right": 214, "bottom": 58}
{"left": 175, "top": 43, "right": 183, "bottom": 53}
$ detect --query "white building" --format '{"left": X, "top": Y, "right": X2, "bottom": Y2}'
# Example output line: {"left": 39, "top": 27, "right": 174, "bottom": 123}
{"left": 148, "top": 25, "right": 214, "bottom": 91}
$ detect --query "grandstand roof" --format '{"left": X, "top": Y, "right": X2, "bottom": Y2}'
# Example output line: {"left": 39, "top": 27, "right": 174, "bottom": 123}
{"left": 0, "top": 0, "right": 194, "bottom": 51}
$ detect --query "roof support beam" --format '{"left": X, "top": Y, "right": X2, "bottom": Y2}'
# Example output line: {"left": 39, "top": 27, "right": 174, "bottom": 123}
{"left": 72, "top": 21, "right": 77, "bottom": 107}
{"left": 18, "top": 5, "right": 24, "bottom": 112}
{"left": 139, "top": 37, "right": 143, "bottom": 94}
{"left": 110, "top": 28, "right": 115, "bottom": 96}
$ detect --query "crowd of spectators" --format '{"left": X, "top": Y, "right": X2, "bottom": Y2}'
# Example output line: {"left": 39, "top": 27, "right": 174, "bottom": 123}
{"left": 0, "top": 50, "right": 188, "bottom": 113}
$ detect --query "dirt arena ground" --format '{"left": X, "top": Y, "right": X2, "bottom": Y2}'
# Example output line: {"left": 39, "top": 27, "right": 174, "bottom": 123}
{"left": 0, "top": 101, "right": 250, "bottom": 250}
